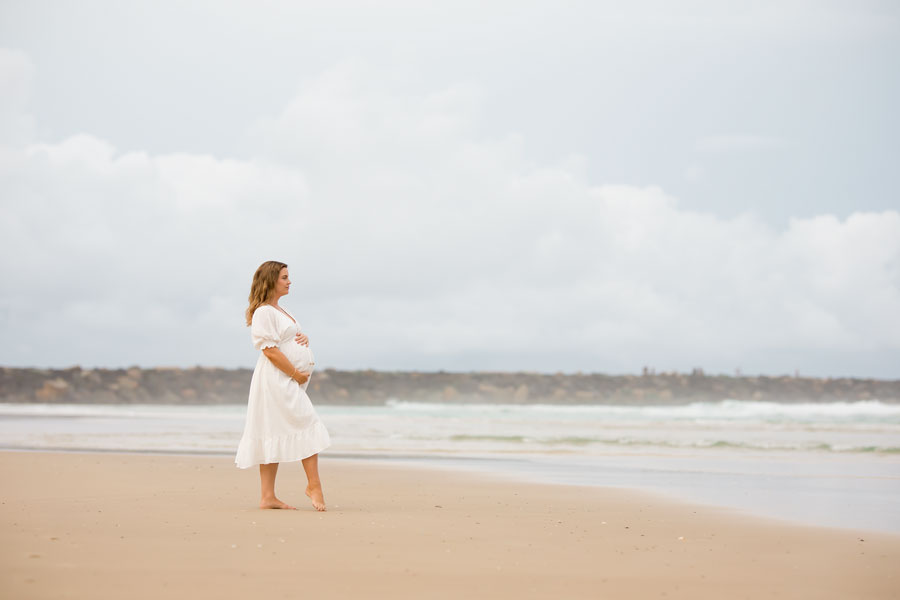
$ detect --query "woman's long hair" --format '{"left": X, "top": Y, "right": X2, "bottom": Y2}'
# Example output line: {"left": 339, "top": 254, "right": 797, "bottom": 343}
{"left": 245, "top": 261, "right": 287, "bottom": 326}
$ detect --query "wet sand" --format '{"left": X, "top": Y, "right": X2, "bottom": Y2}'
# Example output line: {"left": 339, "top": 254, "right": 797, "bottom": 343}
{"left": 1, "top": 451, "right": 898, "bottom": 599}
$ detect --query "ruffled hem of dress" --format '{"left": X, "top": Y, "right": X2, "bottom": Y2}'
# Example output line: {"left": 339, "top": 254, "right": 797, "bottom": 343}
{"left": 234, "top": 422, "right": 331, "bottom": 469}
{"left": 254, "top": 339, "right": 280, "bottom": 351}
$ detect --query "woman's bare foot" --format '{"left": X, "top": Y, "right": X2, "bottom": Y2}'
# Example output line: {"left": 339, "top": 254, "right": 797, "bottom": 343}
{"left": 305, "top": 485, "right": 326, "bottom": 511}
{"left": 260, "top": 497, "right": 297, "bottom": 510}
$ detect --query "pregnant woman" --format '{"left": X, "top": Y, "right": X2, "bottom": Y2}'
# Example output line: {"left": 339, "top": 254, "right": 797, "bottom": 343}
{"left": 235, "top": 260, "right": 331, "bottom": 511}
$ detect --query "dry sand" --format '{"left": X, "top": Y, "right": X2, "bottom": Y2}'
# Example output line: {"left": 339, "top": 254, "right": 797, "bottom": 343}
{"left": 1, "top": 451, "right": 898, "bottom": 599}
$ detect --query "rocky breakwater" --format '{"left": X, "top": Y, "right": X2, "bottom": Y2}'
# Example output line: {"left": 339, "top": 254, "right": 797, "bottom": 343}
{"left": 1, "top": 366, "right": 899, "bottom": 405}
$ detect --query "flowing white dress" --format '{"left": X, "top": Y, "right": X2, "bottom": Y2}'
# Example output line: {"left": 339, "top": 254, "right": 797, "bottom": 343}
{"left": 234, "top": 305, "right": 331, "bottom": 469}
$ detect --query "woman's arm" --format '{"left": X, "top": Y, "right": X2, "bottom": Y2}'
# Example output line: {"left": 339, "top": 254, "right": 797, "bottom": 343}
{"left": 261, "top": 347, "right": 310, "bottom": 384}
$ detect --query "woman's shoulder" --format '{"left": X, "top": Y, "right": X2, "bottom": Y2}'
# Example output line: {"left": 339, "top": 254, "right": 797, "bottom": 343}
{"left": 251, "top": 304, "right": 275, "bottom": 321}
{"left": 252, "top": 304, "right": 293, "bottom": 321}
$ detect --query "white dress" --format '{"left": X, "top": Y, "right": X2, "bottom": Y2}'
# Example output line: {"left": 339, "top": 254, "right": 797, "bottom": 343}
{"left": 234, "top": 304, "right": 331, "bottom": 469}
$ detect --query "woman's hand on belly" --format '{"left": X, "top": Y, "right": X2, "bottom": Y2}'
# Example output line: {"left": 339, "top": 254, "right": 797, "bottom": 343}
{"left": 295, "top": 332, "right": 309, "bottom": 346}
{"left": 281, "top": 342, "right": 313, "bottom": 372}
{"left": 262, "top": 346, "right": 311, "bottom": 384}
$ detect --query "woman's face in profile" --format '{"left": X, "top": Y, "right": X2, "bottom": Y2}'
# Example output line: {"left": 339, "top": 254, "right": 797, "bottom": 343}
{"left": 274, "top": 267, "right": 291, "bottom": 298}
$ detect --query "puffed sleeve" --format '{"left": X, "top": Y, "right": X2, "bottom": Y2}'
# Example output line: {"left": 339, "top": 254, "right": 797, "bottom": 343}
{"left": 250, "top": 306, "right": 281, "bottom": 350}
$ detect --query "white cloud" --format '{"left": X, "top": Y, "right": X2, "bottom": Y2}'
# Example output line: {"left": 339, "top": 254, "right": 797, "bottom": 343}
{"left": 1, "top": 57, "right": 898, "bottom": 376}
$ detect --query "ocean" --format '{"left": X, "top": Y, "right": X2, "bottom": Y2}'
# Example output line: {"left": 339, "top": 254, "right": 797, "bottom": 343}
{"left": 2, "top": 399, "right": 899, "bottom": 533}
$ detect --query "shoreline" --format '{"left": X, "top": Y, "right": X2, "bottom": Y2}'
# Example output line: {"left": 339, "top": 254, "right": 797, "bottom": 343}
{"left": 2, "top": 451, "right": 898, "bottom": 599}
{"left": 3, "top": 445, "right": 899, "bottom": 536}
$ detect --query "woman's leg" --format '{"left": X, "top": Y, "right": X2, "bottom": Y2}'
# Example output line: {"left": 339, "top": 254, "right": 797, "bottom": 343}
{"left": 259, "top": 462, "right": 296, "bottom": 509}
{"left": 301, "top": 454, "right": 326, "bottom": 511}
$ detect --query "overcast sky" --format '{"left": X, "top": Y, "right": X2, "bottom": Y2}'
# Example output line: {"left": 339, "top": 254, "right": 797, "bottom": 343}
{"left": 1, "top": 0, "right": 898, "bottom": 377}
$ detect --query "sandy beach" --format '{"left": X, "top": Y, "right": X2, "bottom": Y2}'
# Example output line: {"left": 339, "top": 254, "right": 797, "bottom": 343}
{"left": 1, "top": 451, "right": 898, "bottom": 599}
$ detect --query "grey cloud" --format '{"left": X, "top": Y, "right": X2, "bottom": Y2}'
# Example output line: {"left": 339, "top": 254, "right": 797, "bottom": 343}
{"left": 3, "top": 57, "right": 899, "bottom": 378}
{"left": 695, "top": 135, "right": 787, "bottom": 153}
{"left": 1, "top": 0, "right": 899, "bottom": 379}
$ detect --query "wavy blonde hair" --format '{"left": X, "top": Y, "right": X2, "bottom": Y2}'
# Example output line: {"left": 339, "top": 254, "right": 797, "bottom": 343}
{"left": 245, "top": 260, "right": 288, "bottom": 326}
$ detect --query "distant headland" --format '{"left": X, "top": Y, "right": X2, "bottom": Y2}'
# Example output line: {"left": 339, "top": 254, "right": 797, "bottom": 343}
{"left": 2, "top": 366, "right": 898, "bottom": 405}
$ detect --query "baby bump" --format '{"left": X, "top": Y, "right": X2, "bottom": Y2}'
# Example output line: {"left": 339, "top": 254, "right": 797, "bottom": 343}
{"left": 280, "top": 340, "right": 316, "bottom": 373}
